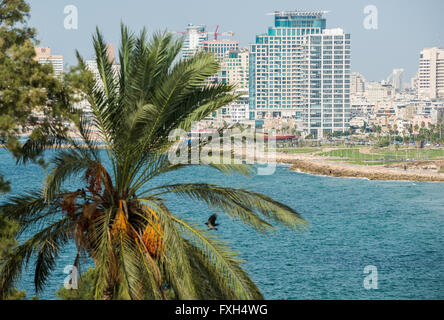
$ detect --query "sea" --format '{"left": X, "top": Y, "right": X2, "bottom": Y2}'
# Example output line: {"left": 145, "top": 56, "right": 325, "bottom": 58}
{"left": 0, "top": 149, "right": 443, "bottom": 299}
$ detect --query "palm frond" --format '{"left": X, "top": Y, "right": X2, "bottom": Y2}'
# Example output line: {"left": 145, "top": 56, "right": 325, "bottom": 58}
{"left": 43, "top": 149, "right": 96, "bottom": 201}
{"left": 136, "top": 199, "right": 197, "bottom": 299}
{"left": 171, "top": 216, "right": 263, "bottom": 299}
{"left": 0, "top": 191, "right": 64, "bottom": 234}
{"left": 144, "top": 183, "right": 308, "bottom": 232}
{"left": 0, "top": 217, "right": 74, "bottom": 295}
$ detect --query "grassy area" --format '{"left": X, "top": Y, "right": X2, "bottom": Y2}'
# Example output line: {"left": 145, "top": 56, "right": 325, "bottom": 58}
{"left": 439, "top": 166, "right": 444, "bottom": 174}
{"left": 320, "top": 149, "right": 386, "bottom": 164}
{"left": 265, "top": 145, "right": 444, "bottom": 165}
{"left": 320, "top": 148, "right": 444, "bottom": 165}
{"left": 377, "top": 149, "right": 444, "bottom": 160}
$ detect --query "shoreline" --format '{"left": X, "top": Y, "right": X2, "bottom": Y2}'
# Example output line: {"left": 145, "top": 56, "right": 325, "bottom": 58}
{"left": 287, "top": 158, "right": 444, "bottom": 182}
{"left": 3, "top": 143, "right": 444, "bottom": 182}
{"left": 245, "top": 152, "right": 444, "bottom": 182}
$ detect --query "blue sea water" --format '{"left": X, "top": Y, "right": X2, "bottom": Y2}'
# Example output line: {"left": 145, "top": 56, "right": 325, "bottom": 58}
{"left": 0, "top": 149, "right": 443, "bottom": 300}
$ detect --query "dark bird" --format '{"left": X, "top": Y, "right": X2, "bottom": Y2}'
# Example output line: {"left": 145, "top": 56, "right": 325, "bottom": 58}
{"left": 205, "top": 214, "right": 219, "bottom": 230}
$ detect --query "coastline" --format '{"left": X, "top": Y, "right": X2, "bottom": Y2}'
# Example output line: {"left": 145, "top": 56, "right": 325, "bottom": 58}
{"left": 245, "top": 151, "right": 444, "bottom": 182}
{"left": 3, "top": 142, "right": 444, "bottom": 182}
{"left": 288, "top": 158, "right": 444, "bottom": 182}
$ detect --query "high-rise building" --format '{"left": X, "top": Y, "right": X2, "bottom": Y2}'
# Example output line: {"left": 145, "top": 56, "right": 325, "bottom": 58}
{"left": 217, "top": 48, "right": 250, "bottom": 90}
{"left": 79, "top": 45, "right": 120, "bottom": 114}
{"left": 182, "top": 24, "right": 208, "bottom": 59}
{"left": 216, "top": 50, "right": 250, "bottom": 123}
{"left": 350, "top": 72, "right": 366, "bottom": 95}
{"left": 203, "top": 40, "right": 239, "bottom": 59}
{"left": 208, "top": 49, "right": 250, "bottom": 123}
{"left": 249, "top": 10, "right": 351, "bottom": 137}
{"left": 387, "top": 68, "right": 404, "bottom": 92}
{"left": 418, "top": 47, "right": 444, "bottom": 99}
{"left": 85, "top": 44, "right": 120, "bottom": 93}
{"left": 34, "top": 47, "right": 63, "bottom": 78}
{"left": 304, "top": 28, "right": 351, "bottom": 136}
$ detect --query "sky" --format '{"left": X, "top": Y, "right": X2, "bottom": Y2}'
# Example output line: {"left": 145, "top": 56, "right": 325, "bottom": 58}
{"left": 27, "top": 0, "right": 444, "bottom": 82}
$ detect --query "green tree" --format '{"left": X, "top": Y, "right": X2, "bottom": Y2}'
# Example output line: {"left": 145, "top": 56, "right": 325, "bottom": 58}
{"left": 1, "top": 1, "right": 81, "bottom": 299}
{"left": 0, "top": 0, "right": 77, "bottom": 189}
{"left": 0, "top": 182, "right": 26, "bottom": 299}
{"left": 0, "top": 215, "right": 26, "bottom": 300}
{"left": 0, "top": 26, "right": 307, "bottom": 300}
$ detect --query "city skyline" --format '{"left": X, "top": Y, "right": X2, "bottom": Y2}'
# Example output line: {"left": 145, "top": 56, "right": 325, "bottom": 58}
{"left": 27, "top": 0, "right": 444, "bottom": 82}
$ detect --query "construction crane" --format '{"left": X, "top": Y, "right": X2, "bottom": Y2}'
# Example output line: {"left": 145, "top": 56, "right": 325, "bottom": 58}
{"left": 212, "top": 25, "right": 235, "bottom": 41}
{"left": 168, "top": 25, "right": 234, "bottom": 41}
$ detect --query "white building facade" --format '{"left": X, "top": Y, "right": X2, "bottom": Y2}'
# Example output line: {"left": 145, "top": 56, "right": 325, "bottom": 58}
{"left": 34, "top": 47, "right": 63, "bottom": 78}
{"left": 182, "top": 24, "right": 208, "bottom": 59}
{"left": 304, "top": 28, "right": 351, "bottom": 136}
{"left": 418, "top": 47, "right": 444, "bottom": 100}
{"left": 203, "top": 40, "right": 239, "bottom": 60}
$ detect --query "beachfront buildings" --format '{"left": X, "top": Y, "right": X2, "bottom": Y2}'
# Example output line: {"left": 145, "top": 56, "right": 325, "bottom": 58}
{"left": 34, "top": 47, "right": 63, "bottom": 78}
{"left": 199, "top": 38, "right": 249, "bottom": 123}
{"left": 217, "top": 48, "right": 250, "bottom": 90}
{"left": 249, "top": 10, "right": 351, "bottom": 137}
{"left": 417, "top": 47, "right": 444, "bottom": 100}
{"left": 77, "top": 44, "right": 120, "bottom": 113}
{"left": 304, "top": 28, "right": 351, "bottom": 136}
{"left": 181, "top": 24, "right": 208, "bottom": 59}
{"left": 209, "top": 48, "right": 250, "bottom": 122}
{"left": 203, "top": 40, "right": 239, "bottom": 59}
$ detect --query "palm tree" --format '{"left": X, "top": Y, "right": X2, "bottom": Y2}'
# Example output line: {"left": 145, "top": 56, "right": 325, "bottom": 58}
{"left": 0, "top": 26, "right": 306, "bottom": 300}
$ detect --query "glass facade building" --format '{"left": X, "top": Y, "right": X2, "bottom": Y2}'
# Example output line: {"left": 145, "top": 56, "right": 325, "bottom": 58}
{"left": 305, "top": 29, "right": 351, "bottom": 135}
{"left": 249, "top": 10, "right": 351, "bottom": 136}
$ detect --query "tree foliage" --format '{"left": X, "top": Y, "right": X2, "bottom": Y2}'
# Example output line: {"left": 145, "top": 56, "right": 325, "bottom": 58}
{"left": 0, "top": 0, "right": 81, "bottom": 188}
{"left": 0, "top": 183, "right": 26, "bottom": 299}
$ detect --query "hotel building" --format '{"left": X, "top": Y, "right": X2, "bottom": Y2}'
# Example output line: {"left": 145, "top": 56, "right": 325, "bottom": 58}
{"left": 304, "top": 28, "right": 351, "bottom": 136}
{"left": 249, "top": 10, "right": 351, "bottom": 137}
{"left": 209, "top": 49, "right": 250, "bottom": 122}
{"left": 203, "top": 40, "right": 239, "bottom": 59}
{"left": 216, "top": 48, "right": 250, "bottom": 90}
{"left": 418, "top": 47, "right": 444, "bottom": 100}
{"left": 182, "top": 24, "right": 208, "bottom": 59}
{"left": 34, "top": 47, "right": 63, "bottom": 78}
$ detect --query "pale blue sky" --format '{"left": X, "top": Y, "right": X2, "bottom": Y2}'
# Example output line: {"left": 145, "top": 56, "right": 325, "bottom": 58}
{"left": 27, "top": 0, "right": 444, "bottom": 82}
